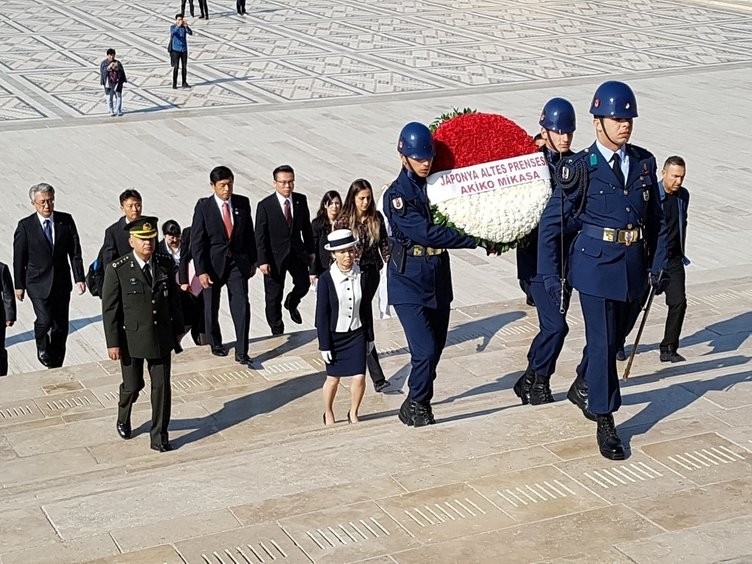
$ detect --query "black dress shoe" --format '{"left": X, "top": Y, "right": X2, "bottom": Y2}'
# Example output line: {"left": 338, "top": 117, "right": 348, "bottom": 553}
{"left": 616, "top": 347, "right": 627, "bottom": 361}
{"left": 37, "top": 351, "right": 50, "bottom": 367}
{"left": 150, "top": 442, "right": 173, "bottom": 452}
{"left": 398, "top": 398, "right": 414, "bottom": 426}
{"left": 235, "top": 354, "right": 253, "bottom": 366}
{"left": 284, "top": 294, "right": 302, "bottom": 324}
{"left": 271, "top": 325, "right": 284, "bottom": 336}
{"left": 596, "top": 414, "right": 626, "bottom": 460}
{"left": 374, "top": 380, "right": 391, "bottom": 393}
{"left": 567, "top": 376, "right": 597, "bottom": 421}
{"left": 117, "top": 421, "right": 132, "bottom": 440}
{"left": 513, "top": 366, "right": 535, "bottom": 405}
{"left": 660, "top": 349, "right": 686, "bottom": 363}
{"left": 211, "top": 345, "right": 228, "bottom": 357}
{"left": 182, "top": 83, "right": 191, "bottom": 89}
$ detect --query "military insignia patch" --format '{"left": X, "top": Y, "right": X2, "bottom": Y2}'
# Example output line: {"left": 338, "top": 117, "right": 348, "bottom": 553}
{"left": 593, "top": 98, "right": 600, "bottom": 108}
{"left": 589, "top": 154, "right": 598, "bottom": 166}
{"left": 392, "top": 197, "right": 404, "bottom": 210}
{"left": 561, "top": 166, "right": 570, "bottom": 181}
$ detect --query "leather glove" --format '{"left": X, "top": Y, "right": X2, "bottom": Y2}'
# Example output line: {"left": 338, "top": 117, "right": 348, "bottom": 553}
{"left": 650, "top": 271, "right": 670, "bottom": 295}
{"left": 367, "top": 341, "right": 375, "bottom": 355}
{"left": 320, "top": 350, "right": 332, "bottom": 364}
{"left": 543, "top": 276, "right": 561, "bottom": 305}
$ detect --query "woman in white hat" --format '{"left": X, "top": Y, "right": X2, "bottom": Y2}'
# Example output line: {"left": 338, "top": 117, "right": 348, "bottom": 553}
{"left": 315, "top": 229, "right": 374, "bottom": 426}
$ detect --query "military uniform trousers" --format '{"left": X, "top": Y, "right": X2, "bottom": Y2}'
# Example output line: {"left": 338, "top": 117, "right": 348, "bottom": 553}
{"left": 393, "top": 301, "right": 450, "bottom": 405}
{"left": 118, "top": 352, "right": 172, "bottom": 447}
{"left": 577, "top": 292, "right": 643, "bottom": 415}
{"left": 660, "top": 257, "right": 687, "bottom": 351}
{"left": 527, "top": 280, "right": 569, "bottom": 378}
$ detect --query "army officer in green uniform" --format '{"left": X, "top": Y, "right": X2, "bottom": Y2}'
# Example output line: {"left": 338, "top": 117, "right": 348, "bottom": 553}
{"left": 102, "top": 217, "right": 184, "bottom": 452}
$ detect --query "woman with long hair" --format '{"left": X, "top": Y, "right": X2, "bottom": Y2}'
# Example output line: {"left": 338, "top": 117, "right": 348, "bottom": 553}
{"left": 310, "top": 190, "right": 342, "bottom": 286}
{"left": 335, "top": 179, "right": 391, "bottom": 393}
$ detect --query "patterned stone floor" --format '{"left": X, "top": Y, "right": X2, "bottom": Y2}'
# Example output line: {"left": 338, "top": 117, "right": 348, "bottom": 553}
{"left": 1, "top": 0, "right": 752, "bottom": 124}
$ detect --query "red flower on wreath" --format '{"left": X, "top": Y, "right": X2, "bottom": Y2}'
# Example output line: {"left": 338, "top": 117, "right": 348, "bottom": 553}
{"left": 432, "top": 112, "right": 538, "bottom": 173}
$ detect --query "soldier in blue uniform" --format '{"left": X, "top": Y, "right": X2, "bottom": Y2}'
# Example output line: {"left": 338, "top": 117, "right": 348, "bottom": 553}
{"left": 538, "top": 81, "right": 669, "bottom": 459}
{"left": 514, "top": 98, "right": 577, "bottom": 406}
{"left": 383, "top": 122, "right": 478, "bottom": 427}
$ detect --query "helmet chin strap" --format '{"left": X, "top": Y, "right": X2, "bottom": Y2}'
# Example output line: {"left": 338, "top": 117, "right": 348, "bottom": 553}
{"left": 598, "top": 117, "right": 623, "bottom": 149}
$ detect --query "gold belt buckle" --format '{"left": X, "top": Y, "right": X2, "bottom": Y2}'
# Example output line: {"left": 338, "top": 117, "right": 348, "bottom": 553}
{"left": 603, "top": 228, "right": 615, "bottom": 242}
{"left": 622, "top": 229, "right": 636, "bottom": 246}
{"left": 413, "top": 245, "right": 424, "bottom": 256}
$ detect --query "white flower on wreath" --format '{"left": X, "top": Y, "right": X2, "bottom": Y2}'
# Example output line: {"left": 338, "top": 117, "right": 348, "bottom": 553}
{"left": 435, "top": 178, "right": 552, "bottom": 243}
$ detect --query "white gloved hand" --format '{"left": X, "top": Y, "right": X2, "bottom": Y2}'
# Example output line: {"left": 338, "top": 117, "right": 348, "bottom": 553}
{"left": 367, "top": 341, "right": 375, "bottom": 355}
{"left": 320, "top": 350, "right": 332, "bottom": 364}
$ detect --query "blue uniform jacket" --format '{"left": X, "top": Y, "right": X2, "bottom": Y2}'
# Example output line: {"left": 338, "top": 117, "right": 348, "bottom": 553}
{"left": 383, "top": 168, "right": 477, "bottom": 308}
{"left": 517, "top": 146, "right": 573, "bottom": 283}
{"left": 539, "top": 142, "right": 668, "bottom": 302}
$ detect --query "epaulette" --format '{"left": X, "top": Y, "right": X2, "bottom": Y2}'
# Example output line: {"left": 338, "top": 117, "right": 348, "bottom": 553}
{"left": 112, "top": 256, "right": 129, "bottom": 269}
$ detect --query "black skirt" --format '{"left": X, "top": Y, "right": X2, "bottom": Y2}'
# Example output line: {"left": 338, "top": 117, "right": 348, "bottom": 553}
{"left": 326, "top": 327, "right": 366, "bottom": 377}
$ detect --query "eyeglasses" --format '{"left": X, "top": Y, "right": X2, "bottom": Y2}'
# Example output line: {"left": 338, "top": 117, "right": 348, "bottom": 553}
{"left": 34, "top": 198, "right": 54, "bottom": 207}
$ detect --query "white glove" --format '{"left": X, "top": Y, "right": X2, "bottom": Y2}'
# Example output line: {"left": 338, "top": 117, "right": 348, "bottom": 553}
{"left": 320, "top": 350, "right": 332, "bottom": 364}
{"left": 367, "top": 341, "right": 375, "bottom": 355}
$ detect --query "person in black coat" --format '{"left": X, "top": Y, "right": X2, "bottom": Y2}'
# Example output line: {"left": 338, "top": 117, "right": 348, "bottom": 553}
{"left": 315, "top": 229, "right": 374, "bottom": 426}
{"left": 255, "top": 165, "right": 315, "bottom": 335}
{"left": 309, "top": 190, "right": 342, "bottom": 285}
{"left": 190, "top": 166, "right": 257, "bottom": 364}
{"left": 102, "top": 189, "right": 143, "bottom": 266}
{"left": 0, "top": 261, "right": 16, "bottom": 376}
{"left": 13, "top": 183, "right": 86, "bottom": 368}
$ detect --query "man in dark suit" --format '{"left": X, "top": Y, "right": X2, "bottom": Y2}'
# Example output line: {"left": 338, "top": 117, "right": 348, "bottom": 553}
{"left": 102, "top": 189, "right": 143, "bottom": 266}
{"left": 13, "top": 183, "right": 86, "bottom": 368}
{"left": 191, "top": 166, "right": 257, "bottom": 364}
{"left": 255, "top": 165, "right": 315, "bottom": 335}
{"left": 102, "top": 217, "right": 184, "bottom": 452}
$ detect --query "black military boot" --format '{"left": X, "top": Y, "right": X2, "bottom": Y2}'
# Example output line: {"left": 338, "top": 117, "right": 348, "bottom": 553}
{"left": 413, "top": 402, "right": 435, "bottom": 427}
{"left": 567, "top": 375, "right": 596, "bottom": 421}
{"left": 596, "top": 414, "right": 626, "bottom": 460}
{"left": 398, "top": 398, "right": 414, "bottom": 426}
{"left": 513, "top": 366, "right": 535, "bottom": 405}
{"left": 529, "top": 374, "right": 555, "bottom": 405}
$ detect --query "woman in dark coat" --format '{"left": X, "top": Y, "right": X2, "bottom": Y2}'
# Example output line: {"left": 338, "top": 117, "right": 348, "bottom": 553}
{"left": 315, "top": 229, "right": 374, "bottom": 426}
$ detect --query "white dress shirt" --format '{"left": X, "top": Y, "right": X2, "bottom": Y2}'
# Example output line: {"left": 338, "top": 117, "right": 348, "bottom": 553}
{"left": 37, "top": 212, "right": 55, "bottom": 245}
{"left": 275, "top": 191, "right": 293, "bottom": 219}
{"left": 330, "top": 264, "right": 362, "bottom": 333}
{"left": 214, "top": 194, "right": 234, "bottom": 227}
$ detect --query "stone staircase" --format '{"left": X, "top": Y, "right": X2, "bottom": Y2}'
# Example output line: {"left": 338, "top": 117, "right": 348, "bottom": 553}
{"left": 1, "top": 278, "right": 751, "bottom": 563}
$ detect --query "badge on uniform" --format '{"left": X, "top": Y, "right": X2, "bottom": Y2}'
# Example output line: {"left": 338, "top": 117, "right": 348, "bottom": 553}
{"left": 392, "top": 197, "right": 404, "bottom": 210}
{"left": 561, "top": 165, "right": 570, "bottom": 181}
{"left": 589, "top": 154, "right": 598, "bottom": 166}
{"left": 643, "top": 190, "right": 649, "bottom": 201}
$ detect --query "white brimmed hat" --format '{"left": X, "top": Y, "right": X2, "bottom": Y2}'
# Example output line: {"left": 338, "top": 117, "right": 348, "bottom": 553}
{"left": 325, "top": 229, "right": 358, "bottom": 251}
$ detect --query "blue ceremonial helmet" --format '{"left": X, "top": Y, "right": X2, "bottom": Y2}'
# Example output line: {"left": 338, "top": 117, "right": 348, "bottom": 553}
{"left": 539, "top": 97, "right": 576, "bottom": 133}
{"left": 590, "top": 81, "right": 638, "bottom": 118}
{"left": 397, "top": 122, "right": 435, "bottom": 160}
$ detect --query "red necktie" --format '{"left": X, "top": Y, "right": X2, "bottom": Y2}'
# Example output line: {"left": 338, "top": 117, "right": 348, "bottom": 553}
{"left": 222, "top": 202, "right": 232, "bottom": 239}
{"left": 284, "top": 199, "right": 292, "bottom": 227}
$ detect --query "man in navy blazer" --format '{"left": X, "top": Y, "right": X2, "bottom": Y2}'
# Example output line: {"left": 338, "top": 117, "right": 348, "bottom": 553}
{"left": 13, "top": 183, "right": 86, "bottom": 368}
{"left": 657, "top": 156, "right": 690, "bottom": 363}
{"left": 190, "top": 166, "right": 257, "bottom": 365}
{"left": 255, "top": 165, "right": 315, "bottom": 335}
{"left": 538, "top": 81, "right": 668, "bottom": 460}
